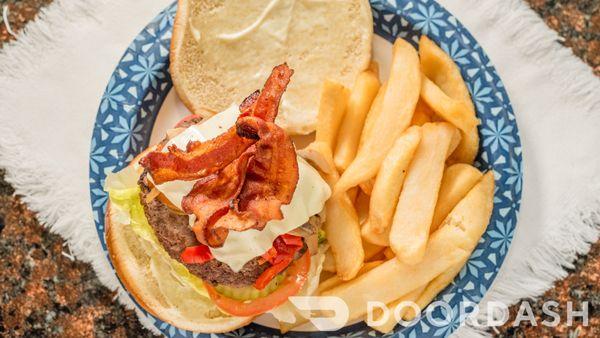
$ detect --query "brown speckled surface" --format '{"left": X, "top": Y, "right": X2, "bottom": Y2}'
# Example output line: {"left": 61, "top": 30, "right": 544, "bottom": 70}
{"left": 527, "top": 0, "right": 600, "bottom": 76}
{"left": 0, "top": 170, "right": 156, "bottom": 337}
{"left": 0, "top": 0, "right": 598, "bottom": 337}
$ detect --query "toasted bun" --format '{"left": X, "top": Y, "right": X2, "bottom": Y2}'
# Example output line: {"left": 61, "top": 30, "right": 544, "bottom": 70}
{"left": 170, "top": 0, "right": 372, "bottom": 134}
{"left": 105, "top": 160, "right": 253, "bottom": 333}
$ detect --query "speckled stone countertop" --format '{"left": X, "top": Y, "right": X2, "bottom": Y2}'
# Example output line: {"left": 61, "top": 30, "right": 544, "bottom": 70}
{"left": 0, "top": 0, "right": 598, "bottom": 337}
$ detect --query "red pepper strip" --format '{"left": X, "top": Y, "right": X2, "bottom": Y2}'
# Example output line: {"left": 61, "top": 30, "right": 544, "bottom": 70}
{"left": 180, "top": 245, "right": 213, "bottom": 264}
{"left": 280, "top": 234, "right": 304, "bottom": 247}
{"left": 254, "top": 234, "right": 304, "bottom": 289}
{"left": 259, "top": 247, "right": 278, "bottom": 265}
{"left": 254, "top": 255, "right": 294, "bottom": 290}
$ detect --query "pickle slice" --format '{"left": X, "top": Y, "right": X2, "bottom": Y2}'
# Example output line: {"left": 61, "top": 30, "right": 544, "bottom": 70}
{"left": 214, "top": 273, "right": 285, "bottom": 301}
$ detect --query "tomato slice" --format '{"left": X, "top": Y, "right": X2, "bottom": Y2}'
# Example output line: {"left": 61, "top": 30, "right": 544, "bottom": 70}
{"left": 180, "top": 245, "right": 213, "bottom": 264}
{"left": 204, "top": 251, "right": 311, "bottom": 317}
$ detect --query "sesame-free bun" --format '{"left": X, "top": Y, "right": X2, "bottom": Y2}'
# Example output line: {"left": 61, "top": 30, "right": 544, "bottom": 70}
{"left": 105, "top": 159, "right": 253, "bottom": 333}
{"left": 170, "top": 0, "right": 372, "bottom": 134}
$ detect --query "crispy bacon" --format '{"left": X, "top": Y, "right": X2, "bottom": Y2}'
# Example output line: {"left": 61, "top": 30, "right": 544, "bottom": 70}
{"left": 140, "top": 64, "right": 292, "bottom": 184}
{"left": 142, "top": 64, "right": 298, "bottom": 247}
{"left": 140, "top": 128, "right": 254, "bottom": 184}
{"left": 243, "top": 64, "right": 294, "bottom": 121}
{"left": 204, "top": 117, "right": 299, "bottom": 246}
{"left": 182, "top": 150, "right": 254, "bottom": 246}
{"left": 236, "top": 116, "right": 299, "bottom": 221}
{"left": 239, "top": 90, "right": 260, "bottom": 116}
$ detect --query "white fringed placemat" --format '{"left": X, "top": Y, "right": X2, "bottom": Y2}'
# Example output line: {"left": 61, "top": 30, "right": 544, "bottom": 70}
{"left": 0, "top": 0, "right": 598, "bottom": 336}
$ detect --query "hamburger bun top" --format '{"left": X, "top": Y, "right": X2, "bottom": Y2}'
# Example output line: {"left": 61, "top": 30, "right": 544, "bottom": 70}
{"left": 170, "top": 0, "right": 372, "bottom": 135}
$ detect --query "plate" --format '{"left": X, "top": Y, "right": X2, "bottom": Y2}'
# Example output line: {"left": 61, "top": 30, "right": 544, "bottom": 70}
{"left": 89, "top": 1, "right": 523, "bottom": 337}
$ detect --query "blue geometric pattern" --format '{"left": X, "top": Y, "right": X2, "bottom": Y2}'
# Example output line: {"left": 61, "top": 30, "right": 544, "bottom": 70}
{"left": 88, "top": 1, "right": 522, "bottom": 337}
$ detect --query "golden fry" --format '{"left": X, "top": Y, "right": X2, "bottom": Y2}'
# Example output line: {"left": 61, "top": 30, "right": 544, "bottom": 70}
{"left": 389, "top": 123, "right": 458, "bottom": 264}
{"left": 355, "top": 190, "right": 371, "bottom": 224}
{"left": 334, "top": 69, "right": 381, "bottom": 172}
{"left": 359, "top": 178, "right": 376, "bottom": 196}
{"left": 361, "top": 220, "right": 390, "bottom": 246}
{"left": 420, "top": 77, "right": 477, "bottom": 133}
{"left": 315, "top": 80, "right": 350, "bottom": 150}
{"left": 323, "top": 187, "right": 364, "bottom": 280}
{"left": 419, "top": 35, "right": 479, "bottom": 164}
{"left": 369, "top": 286, "right": 426, "bottom": 333}
{"left": 323, "top": 249, "right": 336, "bottom": 273}
{"left": 430, "top": 163, "right": 483, "bottom": 232}
{"left": 368, "top": 126, "right": 421, "bottom": 233}
{"left": 383, "top": 247, "right": 395, "bottom": 260}
{"left": 403, "top": 172, "right": 495, "bottom": 321}
{"left": 334, "top": 38, "right": 421, "bottom": 197}
{"left": 363, "top": 240, "right": 385, "bottom": 261}
{"left": 317, "top": 260, "right": 384, "bottom": 294}
{"left": 411, "top": 100, "right": 434, "bottom": 126}
{"left": 319, "top": 222, "right": 471, "bottom": 325}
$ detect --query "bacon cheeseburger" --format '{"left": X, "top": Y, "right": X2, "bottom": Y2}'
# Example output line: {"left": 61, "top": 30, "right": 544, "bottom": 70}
{"left": 104, "top": 64, "right": 331, "bottom": 332}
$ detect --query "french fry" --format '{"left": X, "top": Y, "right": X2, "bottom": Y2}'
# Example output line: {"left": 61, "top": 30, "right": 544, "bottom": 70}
{"left": 298, "top": 80, "right": 364, "bottom": 280}
{"left": 430, "top": 163, "right": 483, "bottom": 232}
{"left": 403, "top": 172, "right": 495, "bottom": 321}
{"left": 323, "top": 249, "right": 336, "bottom": 273}
{"left": 389, "top": 123, "right": 458, "bottom": 264}
{"left": 318, "top": 222, "right": 471, "bottom": 325}
{"left": 451, "top": 126, "right": 480, "bottom": 165}
{"left": 299, "top": 81, "right": 350, "bottom": 174}
{"left": 302, "top": 150, "right": 364, "bottom": 280}
{"left": 370, "top": 286, "right": 426, "bottom": 333}
{"left": 368, "top": 126, "right": 421, "bottom": 233}
{"left": 359, "top": 178, "right": 375, "bottom": 196}
{"left": 317, "top": 260, "right": 384, "bottom": 294}
{"left": 361, "top": 220, "right": 390, "bottom": 246}
{"left": 358, "top": 82, "right": 386, "bottom": 146}
{"left": 315, "top": 80, "right": 350, "bottom": 151}
{"left": 334, "top": 68, "right": 381, "bottom": 172}
{"left": 419, "top": 36, "right": 473, "bottom": 106}
{"left": 363, "top": 240, "right": 385, "bottom": 262}
{"left": 302, "top": 145, "right": 364, "bottom": 280}
{"left": 334, "top": 38, "right": 421, "bottom": 197}
{"left": 419, "top": 35, "right": 479, "bottom": 164}
{"left": 411, "top": 100, "right": 434, "bottom": 126}
{"left": 355, "top": 190, "right": 370, "bottom": 224}
{"left": 402, "top": 264, "right": 463, "bottom": 322}
{"left": 286, "top": 260, "right": 385, "bottom": 332}
{"left": 383, "top": 247, "right": 395, "bottom": 260}
{"left": 323, "top": 185, "right": 364, "bottom": 280}
{"left": 420, "top": 77, "right": 477, "bottom": 134}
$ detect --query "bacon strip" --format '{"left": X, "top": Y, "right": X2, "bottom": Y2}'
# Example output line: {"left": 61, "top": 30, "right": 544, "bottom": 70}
{"left": 204, "top": 117, "right": 299, "bottom": 246}
{"left": 140, "top": 64, "right": 292, "bottom": 184}
{"left": 140, "top": 128, "right": 254, "bottom": 184}
{"left": 244, "top": 64, "right": 294, "bottom": 121}
{"left": 143, "top": 64, "right": 298, "bottom": 247}
{"left": 181, "top": 150, "right": 254, "bottom": 246}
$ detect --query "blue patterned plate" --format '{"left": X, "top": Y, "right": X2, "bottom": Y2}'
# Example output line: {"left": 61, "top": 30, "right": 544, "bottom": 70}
{"left": 89, "top": 1, "right": 522, "bottom": 337}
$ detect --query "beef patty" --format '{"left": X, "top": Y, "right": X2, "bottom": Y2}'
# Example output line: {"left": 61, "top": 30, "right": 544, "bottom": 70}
{"left": 138, "top": 174, "right": 271, "bottom": 287}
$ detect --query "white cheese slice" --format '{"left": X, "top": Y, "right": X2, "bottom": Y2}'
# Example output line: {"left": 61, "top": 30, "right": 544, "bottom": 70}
{"left": 150, "top": 105, "right": 330, "bottom": 272}
{"left": 151, "top": 105, "right": 240, "bottom": 208}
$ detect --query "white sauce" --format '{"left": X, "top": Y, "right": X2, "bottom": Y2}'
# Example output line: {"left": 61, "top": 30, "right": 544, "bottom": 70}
{"left": 216, "top": 0, "right": 281, "bottom": 41}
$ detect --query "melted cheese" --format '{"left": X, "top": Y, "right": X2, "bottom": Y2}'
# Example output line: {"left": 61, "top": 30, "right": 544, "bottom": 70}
{"left": 150, "top": 106, "right": 330, "bottom": 272}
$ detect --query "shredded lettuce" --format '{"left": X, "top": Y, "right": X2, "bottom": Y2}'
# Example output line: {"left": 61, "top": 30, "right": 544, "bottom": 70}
{"left": 105, "top": 167, "right": 208, "bottom": 298}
